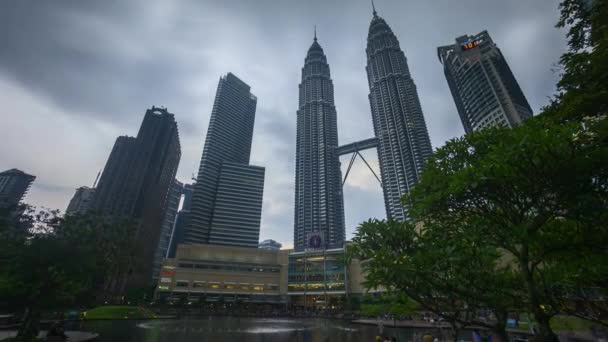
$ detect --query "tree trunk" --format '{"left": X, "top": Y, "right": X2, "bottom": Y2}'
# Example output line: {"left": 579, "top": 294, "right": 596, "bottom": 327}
{"left": 16, "top": 307, "right": 41, "bottom": 340}
{"left": 530, "top": 311, "right": 559, "bottom": 342}
{"left": 519, "top": 245, "right": 558, "bottom": 342}
{"left": 449, "top": 320, "right": 459, "bottom": 342}
{"left": 492, "top": 327, "right": 510, "bottom": 342}
{"left": 492, "top": 311, "right": 509, "bottom": 342}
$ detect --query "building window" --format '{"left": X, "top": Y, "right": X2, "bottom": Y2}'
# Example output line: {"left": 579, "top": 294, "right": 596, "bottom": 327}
{"left": 252, "top": 285, "right": 264, "bottom": 292}
{"left": 176, "top": 281, "right": 189, "bottom": 288}
{"left": 193, "top": 282, "right": 205, "bottom": 288}
{"left": 209, "top": 282, "right": 221, "bottom": 290}
{"left": 225, "top": 283, "right": 235, "bottom": 290}
{"left": 265, "top": 284, "right": 279, "bottom": 292}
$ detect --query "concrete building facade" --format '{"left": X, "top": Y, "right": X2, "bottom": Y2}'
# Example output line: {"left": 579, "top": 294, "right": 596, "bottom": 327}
{"left": 157, "top": 244, "right": 290, "bottom": 305}
{"left": 156, "top": 244, "right": 369, "bottom": 308}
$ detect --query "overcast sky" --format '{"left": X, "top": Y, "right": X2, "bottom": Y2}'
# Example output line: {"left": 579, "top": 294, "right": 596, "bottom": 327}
{"left": 0, "top": 0, "right": 567, "bottom": 248}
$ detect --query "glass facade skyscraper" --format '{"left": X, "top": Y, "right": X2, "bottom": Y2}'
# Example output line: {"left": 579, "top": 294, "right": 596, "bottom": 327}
{"left": 187, "top": 73, "right": 265, "bottom": 248}
{"left": 438, "top": 31, "right": 533, "bottom": 133}
{"left": 366, "top": 10, "right": 433, "bottom": 221}
{"left": 167, "top": 182, "right": 194, "bottom": 258}
{"left": 152, "top": 178, "right": 184, "bottom": 281}
{"left": 293, "top": 34, "right": 345, "bottom": 251}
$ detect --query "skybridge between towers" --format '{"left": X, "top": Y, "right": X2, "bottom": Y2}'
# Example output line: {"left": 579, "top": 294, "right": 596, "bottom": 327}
{"left": 336, "top": 137, "right": 382, "bottom": 189}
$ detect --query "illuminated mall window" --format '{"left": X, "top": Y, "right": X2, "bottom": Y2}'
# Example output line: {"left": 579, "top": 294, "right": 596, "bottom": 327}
{"left": 265, "top": 284, "right": 279, "bottom": 291}
{"left": 209, "top": 282, "right": 221, "bottom": 289}
{"left": 308, "top": 283, "right": 325, "bottom": 290}
{"left": 176, "top": 280, "right": 189, "bottom": 288}
{"left": 252, "top": 284, "right": 264, "bottom": 292}
{"left": 327, "top": 282, "right": 345, "bottom": 290}
{"left": 225, "top": 283, "right": 235, "bottom": 290}
{"left": 288, "top": 284, "right": 306, "bottom": 291}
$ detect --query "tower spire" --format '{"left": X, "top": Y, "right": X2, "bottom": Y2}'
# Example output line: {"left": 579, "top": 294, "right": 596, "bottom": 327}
{"left": 372, "top": 0, "right": 377, "bottom": 16}
{"left": 314, "top": 25, "right": 317, "bottom": 41}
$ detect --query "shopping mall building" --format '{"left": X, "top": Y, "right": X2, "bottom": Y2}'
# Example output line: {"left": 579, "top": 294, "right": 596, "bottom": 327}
{"left": 155, "top": 243, "right": 369, "bottom": 308}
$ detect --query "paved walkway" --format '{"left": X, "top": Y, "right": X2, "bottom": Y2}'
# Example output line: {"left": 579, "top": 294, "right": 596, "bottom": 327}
{"left": 0, "top": 330, "right": 98, "bottom": 341}
{"left": 352, "top": 319, "right": 453, "bottom": 329}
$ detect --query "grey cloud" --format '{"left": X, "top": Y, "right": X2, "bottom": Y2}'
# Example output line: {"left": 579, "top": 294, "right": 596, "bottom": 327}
{"left": 0, "top": 0, "right": 567, "bottom": 246}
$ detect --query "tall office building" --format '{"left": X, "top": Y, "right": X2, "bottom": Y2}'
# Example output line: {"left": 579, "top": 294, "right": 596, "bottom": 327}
{"left": 152, "top": 179, "right": 183, "bottom": 281}
{"left": 293, "top": 33, "right": 345, "bottom": 251}
{"left": 0, "top": 169, "right": 35, "bottom": 209}
{"left": 366, "top": 8, "right": 433, "bottom": 221}
{"left": 92, "top": 106, "right": 181, "bottom": 290}
{"left": 438, "top": 31, "right": 533, "bottom": 133}
{"left": 65, "top": 186, "right": 95, "bottom": 216}
{"left": 187, "top": 73, "right": 265, "bottom": 248}
{"left": 167, "top": 182, "right": 194, "bottom": 258}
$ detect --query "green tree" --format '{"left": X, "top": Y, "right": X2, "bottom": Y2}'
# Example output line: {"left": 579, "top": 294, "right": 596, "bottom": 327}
{"left": 0, "top": 207, "right": 137, "bottom": 340}
{"left": 547, "top": 0, "right": 607, "bottom": 120}
{"left": 412, "top": 116, "right": 606, "bottom": 340}
{"left": 350, "top": 218, "right": 517, "bottom": 342}
{"left": 350, "top": 115, "right": 607, "bottom": 341}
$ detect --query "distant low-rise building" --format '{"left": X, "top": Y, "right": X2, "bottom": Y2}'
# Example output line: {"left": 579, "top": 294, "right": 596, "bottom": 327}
{"left": 156, "top": 243, "right": 289, "bottom": 305}
{"left": 65, "top": 186, "right": 95, "bottom": 216}
{"left": 0, "top": 169, "right": 36, "bottom": 209}
{"left": 258, "top": 239, "right": 282, "bottom": 251}
{"left": 155, "top": 243, "right": 371, "bottom": 308}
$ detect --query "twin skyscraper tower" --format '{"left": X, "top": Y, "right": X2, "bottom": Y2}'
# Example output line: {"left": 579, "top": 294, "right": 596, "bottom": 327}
{"left": 184, "top": 7, "right": 434, "bottom": 252}
{"left": 294, "top": 8, "right": 433, "bottom": 251}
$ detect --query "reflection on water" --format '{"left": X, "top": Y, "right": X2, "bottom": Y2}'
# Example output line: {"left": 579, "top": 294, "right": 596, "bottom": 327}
{"left": 82, "top": 317, "right": 425, "bottom": 342}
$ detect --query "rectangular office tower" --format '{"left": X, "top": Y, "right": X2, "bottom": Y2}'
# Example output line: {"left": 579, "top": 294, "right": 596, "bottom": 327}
{"left": 438, "top": 31, "right": 533, "bottom": 133}
{"left": 187, "top": 73, "right": 265, "bottom": 248}
{"left": 92, "top": 106, "right": 181, "bottom": 291}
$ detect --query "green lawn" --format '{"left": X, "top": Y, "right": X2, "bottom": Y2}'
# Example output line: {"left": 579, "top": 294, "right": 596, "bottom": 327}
{"left": 551, "top": 316, "right": 602, "bottom": 331}
{"left": 83, "top": 305, "right": 156, "bottom": 320}
{"left": 515, "top": 314, "right": 602, "bottom": 332}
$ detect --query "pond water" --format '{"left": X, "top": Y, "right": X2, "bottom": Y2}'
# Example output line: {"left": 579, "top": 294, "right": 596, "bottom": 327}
{"left": 81, "top": 317, "right": 442, "bottom": 342}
